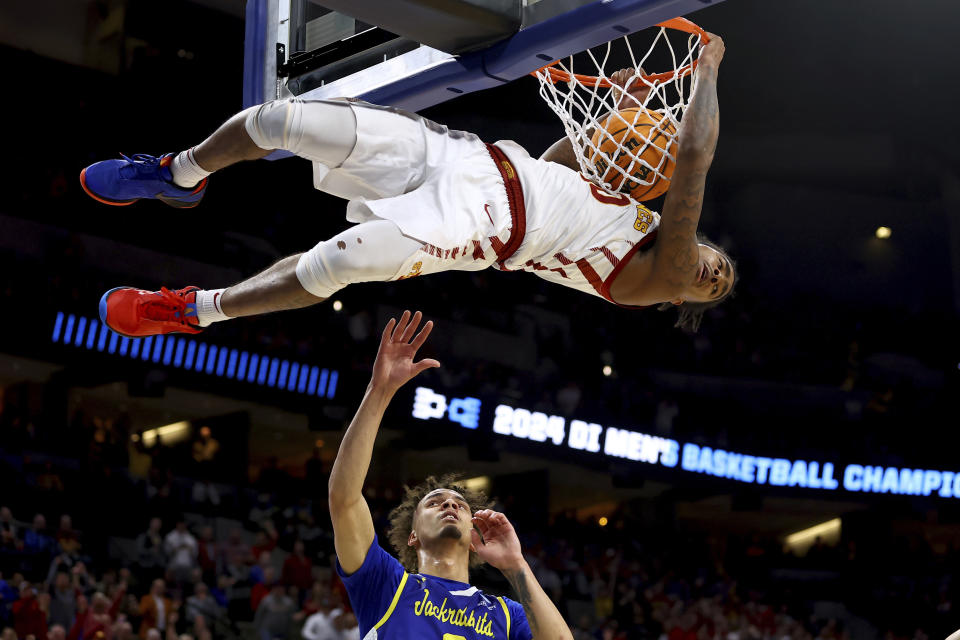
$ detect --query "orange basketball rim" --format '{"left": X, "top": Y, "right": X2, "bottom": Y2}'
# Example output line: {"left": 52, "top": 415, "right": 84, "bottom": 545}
{"left": 532, "top": 17, "right": 710, "bottom": 87}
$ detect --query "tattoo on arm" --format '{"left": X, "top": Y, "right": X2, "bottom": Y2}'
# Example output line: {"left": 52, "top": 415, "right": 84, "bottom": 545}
{"left": 503, "top": 568, "right": 539, "bottom": 635}
{"left": 656, "top": 71, "right": 719, "bottom": 289}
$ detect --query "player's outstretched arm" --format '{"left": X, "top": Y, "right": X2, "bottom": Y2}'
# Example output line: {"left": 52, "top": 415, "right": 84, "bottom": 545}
{"left": 471, "top": 510, "right": 574, "bottom": 640}
{"left": 328, "top": 311, "right": 440, "bottom": 573}
{"left": 644, "top": 34, "right": 724, "bottom": 300}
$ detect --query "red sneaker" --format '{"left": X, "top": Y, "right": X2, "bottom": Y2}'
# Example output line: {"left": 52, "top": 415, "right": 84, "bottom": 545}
{"left": 99, "top": 286, "right": 204, "bottom": 337}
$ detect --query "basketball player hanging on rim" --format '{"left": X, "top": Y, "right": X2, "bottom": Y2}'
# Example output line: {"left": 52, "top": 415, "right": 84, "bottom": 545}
{"left": 81, "top": 34, "right": 731, "bottom": 336}
{"left": 326, "top": 308, "right": 555, "bottom": 639}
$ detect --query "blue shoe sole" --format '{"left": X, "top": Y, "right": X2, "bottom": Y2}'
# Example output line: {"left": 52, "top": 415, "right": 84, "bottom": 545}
{"left": 79, "top": 163, "right": 206, "bottom": 209}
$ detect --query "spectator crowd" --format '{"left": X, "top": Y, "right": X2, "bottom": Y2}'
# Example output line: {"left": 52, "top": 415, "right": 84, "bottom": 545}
{"left": 0, "top": 497, "right": 360, "bottom": 640}
{"left": 0, "top": 442, "right": 954, "bottom": 640}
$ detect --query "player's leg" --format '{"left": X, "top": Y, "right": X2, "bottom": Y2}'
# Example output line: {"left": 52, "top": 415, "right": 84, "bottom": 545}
{"left": 79, "top": 99, "right": 357, "bottom": 208}
{"left": 98, "top": 220, "right": 423, "bottom": 337}
{"left": 214, "top": 254, "right": 320, "bottom": 317}
{"left": 190, "top": 99, "right": 358, "bottom": 175}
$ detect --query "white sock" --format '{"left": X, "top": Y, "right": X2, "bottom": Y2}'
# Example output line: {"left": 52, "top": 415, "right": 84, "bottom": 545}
{"left": 170, "top": 148, "right": 211, "bottom": 189}
{"left": 195, "top": 289, "right": 230, "bottom": 327}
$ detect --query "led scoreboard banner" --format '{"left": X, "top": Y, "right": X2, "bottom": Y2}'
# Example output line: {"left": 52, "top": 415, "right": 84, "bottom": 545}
{"left": 411, "top": 387, "right": 960, "bottom": 500}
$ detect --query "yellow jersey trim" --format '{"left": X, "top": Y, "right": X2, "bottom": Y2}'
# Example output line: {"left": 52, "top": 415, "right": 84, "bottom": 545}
{"left": 496, "top": 596, "right": 511, "bottom": 638}
{"left": 373, "top": 571, "right": 409, "bottom": 631}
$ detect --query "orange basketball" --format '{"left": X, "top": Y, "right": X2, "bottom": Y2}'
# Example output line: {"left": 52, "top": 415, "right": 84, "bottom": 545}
{"left": 589, "top": 108, "right": 678, "bottom": 201}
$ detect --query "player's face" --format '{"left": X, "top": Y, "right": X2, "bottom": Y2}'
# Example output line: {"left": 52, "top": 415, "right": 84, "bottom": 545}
{"left": 414, "top": 488, "right": 472, "bottom": 543}
{"left": 681, "top": 244, "right": 734, "bottom": 304}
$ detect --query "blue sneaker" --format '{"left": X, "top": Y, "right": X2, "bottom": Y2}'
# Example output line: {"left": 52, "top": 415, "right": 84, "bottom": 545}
{"left": 80, "top": 153, "right": 207, "bottom": 208}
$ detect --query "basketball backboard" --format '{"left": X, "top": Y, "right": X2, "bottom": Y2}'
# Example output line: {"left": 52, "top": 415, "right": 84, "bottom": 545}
{"left": 243, "top": 0, "right": 723, "bottom": 113}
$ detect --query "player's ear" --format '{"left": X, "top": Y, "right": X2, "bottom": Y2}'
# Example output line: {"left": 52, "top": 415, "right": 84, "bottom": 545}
{"left": 408, "top": 530, "right": 418, "bottom": 548}
{"left": 671, "top": 298, "right": 684, "bottom": 306}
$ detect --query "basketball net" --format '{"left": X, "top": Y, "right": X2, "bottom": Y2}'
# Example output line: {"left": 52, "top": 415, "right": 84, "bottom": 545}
{"left": 534, "top": 18, "right": 707, "bottom": 201}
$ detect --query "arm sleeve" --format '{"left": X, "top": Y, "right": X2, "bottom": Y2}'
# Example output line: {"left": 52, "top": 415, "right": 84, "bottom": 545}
{"left": 505, "top": 598, "right": 533, "bottom": 640}
{"left": 335, "top": 536, "right": 405, "bottom": 636}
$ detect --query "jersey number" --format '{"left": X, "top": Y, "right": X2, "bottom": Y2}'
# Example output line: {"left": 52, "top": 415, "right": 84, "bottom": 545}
{"left": 588, "top": 182, "right": 631, "bottom": 206}
{"left": 581, "top": 174, "right": 631, "bottom": 206}
{"left": 443, "top": 635, "right": 467, "bottom": 640}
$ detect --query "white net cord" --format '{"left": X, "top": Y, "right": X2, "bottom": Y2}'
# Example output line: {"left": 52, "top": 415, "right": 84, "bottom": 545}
{"left": 535, "top": 24, "right": 704, "bottom": 201}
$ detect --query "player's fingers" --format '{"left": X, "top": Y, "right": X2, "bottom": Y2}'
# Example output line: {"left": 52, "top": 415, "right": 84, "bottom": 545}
{"left": 393, "top": 310, "right": 412, "bottom": 341}
{"left": 410, "top": 320, "right": 434, "bottom": 351}
{"left": 413, "top": 359, "right": 441, "bottom": 375}
{"left": 472, "top": 524, "right": 490, "bottom": 542}
{"left": 471, "top": 514, "right": 491, "bottom": 536}
{"left": 489, "top": 512, "right": 510, "bottom": 527}
{"left": 470, "top": 528, "right": 483, "bottom": 550}
{"left": 400, "top": 310, "right": 421, "bottom": 344}
{"left": 380, "top": 318, "right": 396, "bottom": 345}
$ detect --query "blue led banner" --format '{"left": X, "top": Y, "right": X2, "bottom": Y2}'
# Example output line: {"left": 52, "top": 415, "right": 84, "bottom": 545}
{"left": 411, "top": 386, "right": 960, "bottom": 499}
{"left": 52, "top": 312, "right": 338, "bottom": 399}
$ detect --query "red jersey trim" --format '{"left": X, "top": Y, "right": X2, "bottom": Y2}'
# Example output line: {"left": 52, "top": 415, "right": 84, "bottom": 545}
{"left": 599, "top": 228, "right": 659, "bottom": 309}
{"left": 485, "top": 143, "right": 527, "bottom": 268}
{"left": 575, "top": 259, "right": 605, "bottom": 297}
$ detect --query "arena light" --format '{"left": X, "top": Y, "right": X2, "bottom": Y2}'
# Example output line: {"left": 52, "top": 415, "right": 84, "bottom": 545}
{"left": 463, "top": 476, "right": 491, "bottom": 494}
{"left": 875, "top": 226, "right": 892, "bottom": 239}
{"left": 326, "top": 371, "right": 339, "bottom": 399}
{"left": 136, "top": 421, "right": 191, "bottom": 447}
{"left": 784, "top": 518, "right": 841, "bottom": 549}
{"left": 602, "top": 365, "right": 613, "bottom": 377}
{"left": 51, "top": 312, "right": 340, "bottom": 399}
{"left": 598, "top": 516, "right": 608, "bottom": 527}
{"left": 332, "top": 300, "right": 343, "bottom": 312}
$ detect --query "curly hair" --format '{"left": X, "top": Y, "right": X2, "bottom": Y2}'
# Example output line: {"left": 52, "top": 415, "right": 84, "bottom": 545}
{"left": 658, "top": 233, "right": 737, "bottom": 332}
{"left": 386, "top": 473, "right": 492, "bottom": 573}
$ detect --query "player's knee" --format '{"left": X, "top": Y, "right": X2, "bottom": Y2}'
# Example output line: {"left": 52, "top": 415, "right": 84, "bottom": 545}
{"left": 244, "top": 98, "right": 357, "bottom": 166}
{"left": 244, "top": 99, "right": 298, "bottom": 152}
{"left": 296, "top": 243, "right": 348, "bottom": 299}
{"left": 296, "top": 223, "right": 411, "bottom": 297}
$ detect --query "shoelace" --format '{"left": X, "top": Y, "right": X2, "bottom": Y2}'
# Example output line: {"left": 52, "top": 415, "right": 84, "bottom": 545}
{"left": 140, "top": 287, "right": 194, "bottom": 325}
{"left": 117, "top": 153, "right": 172, "bottom": 181}
{"left": 119, "top": 153, "right": 161, "bottom": 166}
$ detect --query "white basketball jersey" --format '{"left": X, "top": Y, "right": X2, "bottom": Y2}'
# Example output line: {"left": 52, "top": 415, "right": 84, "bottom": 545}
{"left": 496, "top": 140, "right": 661, "bottom": 306}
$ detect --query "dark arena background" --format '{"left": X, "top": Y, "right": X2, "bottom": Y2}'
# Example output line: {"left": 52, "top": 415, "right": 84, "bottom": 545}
{"left": 2, "top": 0, "right": 960, "bottom": 639}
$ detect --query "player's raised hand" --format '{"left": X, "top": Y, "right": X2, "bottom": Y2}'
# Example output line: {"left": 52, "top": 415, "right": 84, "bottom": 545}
{"left": 370, "top": 310, "right": 440, "bottom": 394}
{"left": 470, "top": 509, "right": 524, "bottom": 571}
{"left": 610, "top": 67, "right": 651, "bottom": 109}
{"left": 698, "top": 32, "right": 724, "bottom": 71}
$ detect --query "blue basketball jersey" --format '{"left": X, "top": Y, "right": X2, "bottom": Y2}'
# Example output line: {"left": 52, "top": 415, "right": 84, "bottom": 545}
{"left": 337, "top": 536, "right": 532, "bottom": 640}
